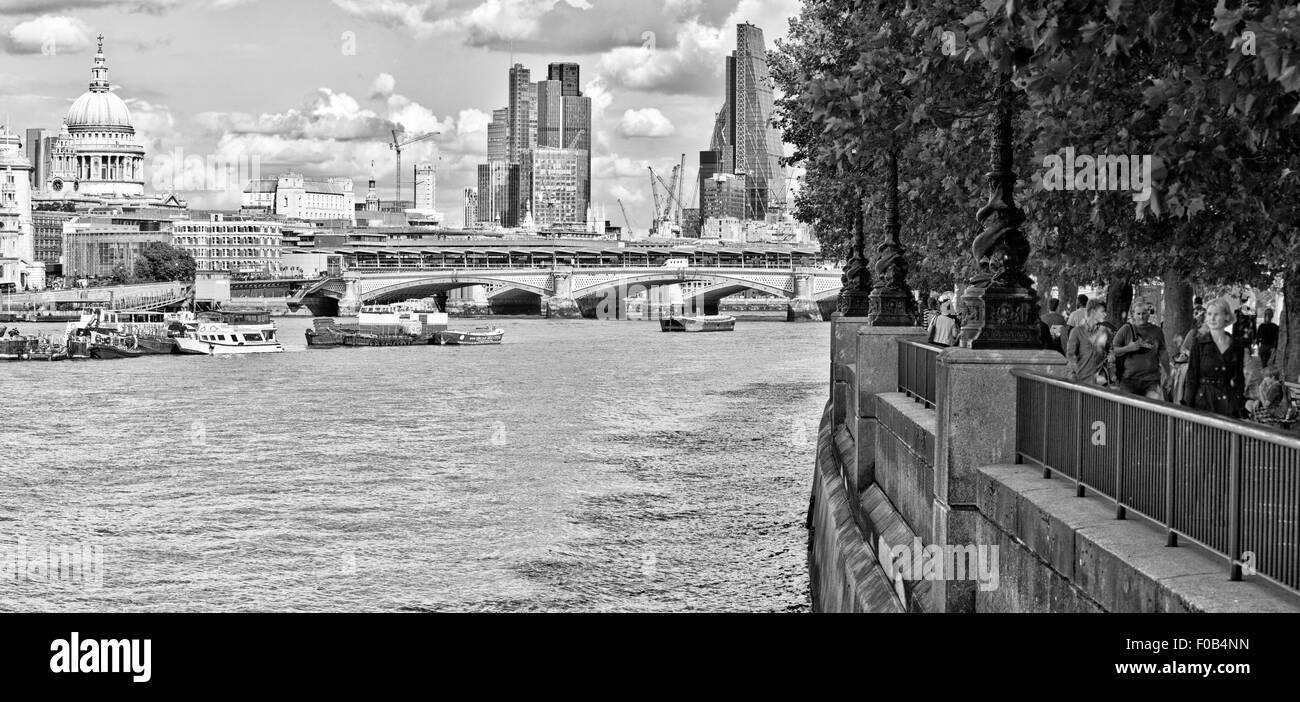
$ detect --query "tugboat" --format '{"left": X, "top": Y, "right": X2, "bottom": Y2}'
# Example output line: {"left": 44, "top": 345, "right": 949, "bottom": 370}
{"left": 659, "top": 315, "right": 736, "bottom": 332}
{"left": 432, "top": 327, "right": 505, "bottom": 345}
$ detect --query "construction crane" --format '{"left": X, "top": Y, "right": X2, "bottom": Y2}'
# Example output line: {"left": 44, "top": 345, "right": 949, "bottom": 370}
{"left": 648, "top": 167, "right": 663, "bottom": 234}
{"left": 650, "top": 168, "right": 686, "bottom": 237}
{"left": 617, "top": 198, "right": 635, "bottom": 239}
{"left": 567, "top": 128, "right": 585, "bottom": 150}
{"left": 389, "top": 129, "right": 439, "bottom": 206}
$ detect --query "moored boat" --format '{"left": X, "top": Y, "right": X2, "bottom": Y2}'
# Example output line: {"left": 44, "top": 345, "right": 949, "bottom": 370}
{"left": 433, "top": 327, "right": 505, "bottom": 345}
{"left": 173, "top": 321, "right": 284, "bottom": 355}
{"left": 659, "top": 315, "right": 736, "bottom": 332}
{"left": 306, "top": 299, "right": 449, "bottom": 349}
{"left": 0, "top": 335, "right": 34, "bottom": 361}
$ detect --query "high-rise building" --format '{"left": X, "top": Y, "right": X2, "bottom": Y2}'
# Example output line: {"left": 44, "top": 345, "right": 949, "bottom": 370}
{"left": 521, "top": 147, "right": 581, "bottom": 227}
{"left": 561, "top": 95, "right": 591, "bottom": 217}
{"left": 477, "top": 162, "right": 520, "bottom": 227}
{"left": 462, "top": 187, "right": 478, "bottom": 228}
{"left": 548, "top": 62, "right": 581, "bottom": 97}
{"left": 507, "top": 64, "right": 532, "bottom": 163}
{"left": 413, "top": 163, "right": 435, "bottom": 211}
{"left": 24, "top": 128, "right": 49, "bottom": 191}
{"left": 536, "top": 80, "right": 563, "bottom": 148}
{"left": 704, "top": 23, "right": 786, "bottom": 222}
{"left": 487, "top": 107, "right": 509, "bottom": 162}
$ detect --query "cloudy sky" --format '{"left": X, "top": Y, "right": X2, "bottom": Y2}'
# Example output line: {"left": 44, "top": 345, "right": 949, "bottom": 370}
{"left": 0, "top": 0, "right": 802, "bottom": 230}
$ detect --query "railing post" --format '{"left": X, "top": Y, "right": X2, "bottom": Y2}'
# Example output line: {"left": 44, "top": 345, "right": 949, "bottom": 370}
{"left": 1229, "top": 433, "right": 1243, "bottom": 581}
{"left": 1042, "top": 382, "right": 1051, "bottom": 478}
{"left": 1075, "top": 391, "right": 1085, "bottom": 497}
{"left": 1115, "top": 404, "right": 1126, "bottom": 519}
{"left": 1165, "top": 415, "right": 1177, "bottom": 546}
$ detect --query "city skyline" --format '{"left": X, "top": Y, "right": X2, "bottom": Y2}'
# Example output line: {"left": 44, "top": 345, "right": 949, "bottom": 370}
{"left": 0, "top": 0, "right": 802, "bottom": 230}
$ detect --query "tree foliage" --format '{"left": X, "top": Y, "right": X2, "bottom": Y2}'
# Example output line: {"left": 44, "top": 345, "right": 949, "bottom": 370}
{"left": 773, "top": 0, "right": 1300, "bottom": 375}
{"left": 134, "top": 242, "right": 196, "bottom": 283}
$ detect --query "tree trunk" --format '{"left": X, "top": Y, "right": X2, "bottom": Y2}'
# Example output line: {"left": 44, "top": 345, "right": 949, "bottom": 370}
{"left": 1059, "top": 281, "right": 1079, "bottom": 316}
{"left": 1106, "top": 274, "right": 1134, "bottom": 325}
{"left": 1161, "top": 268, "right": 1194, "bottom": 352}
{"left": 1277, "top": 270, "right": 1300, "bottom": 382}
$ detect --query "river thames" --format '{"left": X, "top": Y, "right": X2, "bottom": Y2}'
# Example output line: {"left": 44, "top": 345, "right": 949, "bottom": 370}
{"left": 0, "top": 315, "right": 826, "bottom": 612}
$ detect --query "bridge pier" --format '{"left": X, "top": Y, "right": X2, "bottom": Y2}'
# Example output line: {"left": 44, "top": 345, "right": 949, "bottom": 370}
{"left": 446, "top": 285, "right": 492, "bottom": 317}
{"left": 337, "top": 272, "right": 363, "bottom": 317}
{"left": 787, "top": 271, "right": 824, "bottom": 322}
{"left": 543, "top": 269, "right": 582, "bottom": 319}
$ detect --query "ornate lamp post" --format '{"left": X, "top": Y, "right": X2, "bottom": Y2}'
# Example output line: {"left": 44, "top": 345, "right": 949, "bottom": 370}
{"left": 837, "top": 186, "right": 873, "bottom": 317}
{"left": 867, "top": 146, "right": 916, "bottom": 326}
{"left": 957, "top": 66, "right": 1039, "bottom": 348}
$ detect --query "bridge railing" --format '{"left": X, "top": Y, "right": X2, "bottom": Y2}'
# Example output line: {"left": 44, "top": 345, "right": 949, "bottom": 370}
{"left": 1012, "top": 369, "right": 1300, "bottom": 595}
{"left": 341, "top": 261, "right": 815, "bottom": 271}
{"left": 897, "top": 339, "right": 941, "bottom": 409}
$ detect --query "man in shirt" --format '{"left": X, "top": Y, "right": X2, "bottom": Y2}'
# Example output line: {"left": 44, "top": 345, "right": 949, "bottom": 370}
{"left": 1114, "top": 302, "right": 1169, "bottom": 400}
{"left": 1257, "top": 307, "right": 1279, "bottom": 368}
{"left": 1065, "top": 293, "right": 1089, "bottom": 329}
{"left": 1066, "top": 299, "right": 1110, "bottom": 385}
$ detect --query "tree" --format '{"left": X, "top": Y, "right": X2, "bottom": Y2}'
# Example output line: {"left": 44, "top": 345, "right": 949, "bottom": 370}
{"left": 134, "top": 242, "right": 197, "bottom": 283}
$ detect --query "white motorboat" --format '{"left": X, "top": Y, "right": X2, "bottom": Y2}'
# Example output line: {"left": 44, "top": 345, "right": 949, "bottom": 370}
{"left": 173, "top": 321, "right": 284, "bottom": 355}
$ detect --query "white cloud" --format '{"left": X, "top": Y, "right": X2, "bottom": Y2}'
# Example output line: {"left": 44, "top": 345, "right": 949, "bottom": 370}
{"left": 596, "top": 20, "right": 726, "bottom": 96}
{"left": 370, "top": 72, "right": 396, "bottom": 99}
{"left": 617, "top": 108, "right": 675, "bottom": 138}
{"left": 4, "top": 15, "right": 92, "bottom": 55}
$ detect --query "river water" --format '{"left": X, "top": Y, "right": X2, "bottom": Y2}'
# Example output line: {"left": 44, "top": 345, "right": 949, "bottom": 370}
{"left": 0, "top": 315, "right": 827, "bottom": 612}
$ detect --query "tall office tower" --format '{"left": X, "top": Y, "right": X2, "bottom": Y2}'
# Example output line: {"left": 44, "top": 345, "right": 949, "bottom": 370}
{"left": 463, "top": 187, "right": 478, "bottom": 228}
{"left": 487, "top": 107, "right": 508, "bottom": 162}
{"left": 413, "top": 163, "right": 435, "bottom": 211}
{"left": 24, "top": 128, "right": 49, "bottom": 191}
{"left": 706, "top": 23, "right": 786, "bottom": 220}
{"left": 548, "top": 62, "right": 581, "bottom": 97}
{"left": 561, "top": 94, "right": 591, "bottom": 217}
{"left": 529, "top": 83, "right": 538, "bottom": 155}
{"left": 536, "top": 79, "right": 563, "bottom": 148}
{"left": 477, "top": 162, "right": 520, "bottom": 227}
{"left": 507, "top": 64, "right": 532, "bottom": 163}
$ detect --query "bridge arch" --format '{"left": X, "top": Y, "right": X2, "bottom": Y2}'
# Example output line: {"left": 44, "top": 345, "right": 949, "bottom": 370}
{"left": 361, "top": 274, "right": 550, "bottom": 304}
{"left": 570, "top": 271, "right": 794, "bottom": 302}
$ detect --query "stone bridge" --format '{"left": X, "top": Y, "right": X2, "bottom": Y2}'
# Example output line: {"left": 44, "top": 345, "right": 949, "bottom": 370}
{"left": 289, "top": 266, "right": 843, "bottom": 321}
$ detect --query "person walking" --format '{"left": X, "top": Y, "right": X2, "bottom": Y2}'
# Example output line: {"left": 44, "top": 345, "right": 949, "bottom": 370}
{"left": 1065, "top": 293, "right": 1089, "bottom": 329}
{"left": 928, "top": 298, "right": 960, "bottom": 347}
{"left": 1257, "top": 307, "right": 1279, "bottom": 368}
{"left": 1066, "top": 299, "right": 1111, "bottom": 385}
{"left": 1183, "top": 297, "right": 1247, "bottom": 418}
{"left": 1114, "top": 302, "right": 1169, "bottom": 400}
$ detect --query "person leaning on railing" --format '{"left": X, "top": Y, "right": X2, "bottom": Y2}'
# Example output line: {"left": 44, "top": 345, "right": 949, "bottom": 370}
{"left": 1182, "top": 297, "right": 1247, "bottom": 418}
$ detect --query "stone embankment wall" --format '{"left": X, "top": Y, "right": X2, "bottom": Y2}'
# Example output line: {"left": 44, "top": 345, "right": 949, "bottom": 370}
{"left": 808, "top": 316, "right": 1300, "bottom": 613}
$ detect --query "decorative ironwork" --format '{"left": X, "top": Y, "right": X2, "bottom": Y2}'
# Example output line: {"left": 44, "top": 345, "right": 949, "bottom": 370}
{"left": 958, "top": 72, "right": 1039, "bottom": 348}
{"left": 868, "top": 147, "right": 916, "bottom": 326}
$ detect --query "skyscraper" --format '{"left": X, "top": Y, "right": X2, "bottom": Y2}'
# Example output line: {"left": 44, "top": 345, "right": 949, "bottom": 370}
{"left": 536, "top": 79, "right": 563, "bottom": 148}
{"left": 477, "top": 162, "right": 519, "bottom": 227}
{"left": 704, "top": 23, "right": 786, "bottom": 222}
{"left": 487, "top": 107, "right": 508, "bottom": 162}
{"left": 521, "top": 147, "right": 581, "bottom": 227}
{"left": 507, "top": 64, "right": 532, "bottom": 164}
{"left": 548, "top": 62, "right": 581, "bottom": 97}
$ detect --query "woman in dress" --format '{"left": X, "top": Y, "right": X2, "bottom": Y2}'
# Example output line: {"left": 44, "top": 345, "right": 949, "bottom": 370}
{"left": 1182, "top": 297, "right": 1246, "bottom": 418}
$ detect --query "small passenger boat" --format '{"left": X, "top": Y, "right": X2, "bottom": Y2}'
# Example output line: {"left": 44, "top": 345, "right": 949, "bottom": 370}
{"left": 659, "top": 315, "right": 736, "bottom": 332}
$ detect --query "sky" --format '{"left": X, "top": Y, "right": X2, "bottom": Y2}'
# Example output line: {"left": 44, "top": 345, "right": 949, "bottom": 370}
{"left": 0, "top": 0, "right": 803, "bottom": 231}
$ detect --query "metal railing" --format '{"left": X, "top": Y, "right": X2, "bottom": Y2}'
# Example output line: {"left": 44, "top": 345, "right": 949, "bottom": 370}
{"left": 1012, "top": 369, "right": 1300, "bottom": 595}
{"left": 897, "top": 339, "right": 941, "bottom": 409}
